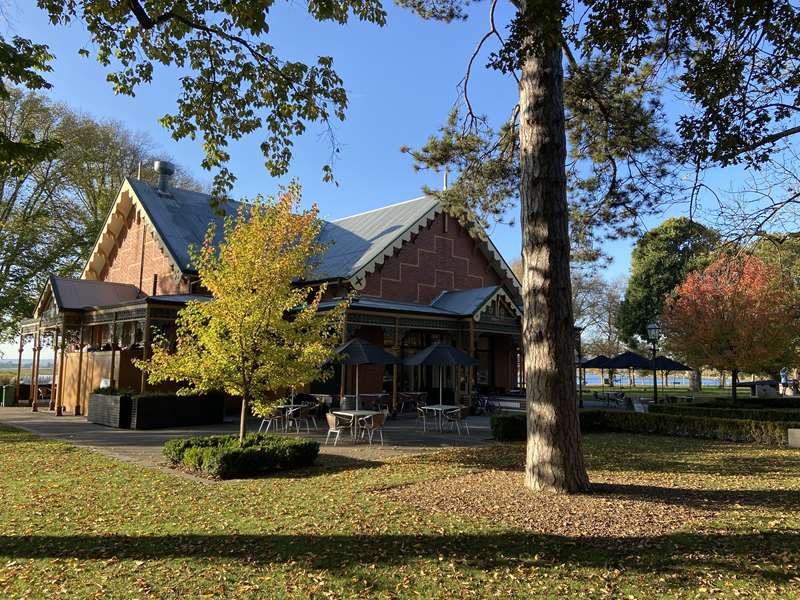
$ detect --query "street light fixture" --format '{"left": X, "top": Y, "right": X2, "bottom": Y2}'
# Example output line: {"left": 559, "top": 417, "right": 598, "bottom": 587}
{"left": 646, "top": 321, "right": 660, "bottom": 404}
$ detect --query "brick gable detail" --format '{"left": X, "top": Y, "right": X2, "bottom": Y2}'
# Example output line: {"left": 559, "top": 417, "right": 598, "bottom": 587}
{"left": 360, "top": 213, "right": 502, "bottom": 304}
{"left": 99, "top": 197, "right": 187, "bottom": 296}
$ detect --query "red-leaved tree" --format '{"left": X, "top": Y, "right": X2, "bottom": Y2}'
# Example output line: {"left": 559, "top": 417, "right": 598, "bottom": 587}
{"left": 661, "top": 255, "right": 799, "bottom": 400}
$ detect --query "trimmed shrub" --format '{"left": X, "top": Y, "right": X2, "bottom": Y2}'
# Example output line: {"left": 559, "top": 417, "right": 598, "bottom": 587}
{"left": 581, "top": 409, "right": 799, "bottom": 446}
{"left": 490, "top": 413, "right": 526, "bottom": 441}
{"left": 649, "top": 404, "right": 800, "bottom": 422}
{"left": 163, "top": 433, "right": 319, "bottom": 478}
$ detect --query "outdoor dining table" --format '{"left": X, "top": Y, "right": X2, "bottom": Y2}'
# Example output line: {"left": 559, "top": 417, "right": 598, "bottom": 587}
{"left": 420, "top": 404, "right": 459, "bottom": 432}
{"left": 331, "top": 409, "right": 381, "bottom": 441}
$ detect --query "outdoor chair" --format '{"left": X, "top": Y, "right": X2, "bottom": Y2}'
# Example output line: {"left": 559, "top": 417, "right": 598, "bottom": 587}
{"left": 444, "top": 406, "right": 470, "bottom": 436}
{"left": 303, "top": 401, "right": 320, "bottom": 429}
{"left": 257, "top": 408, "right": 284, "bottom": 433}
{"left": 286, "top": 405, "right": 312, "bottom": 433}
{"left": 325, "top": 413, "right": 352, "bottom": 446}
{"left": 416, "top": 406, "right": 429, "bottom": 432}
{"left": 358, "top": 412, "right": 385, "bottom": 446}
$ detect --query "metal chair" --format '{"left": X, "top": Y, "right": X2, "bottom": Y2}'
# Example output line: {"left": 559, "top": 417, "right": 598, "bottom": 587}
{"left": 257, "top": 408, "right": 285, "bottom": 433}
{"left": 444, "top": 406, "right": 471, "bottom": 436}
{"left": 325, "top": 413, "right": 352, "bottom": 446}
{"left": 416, "top": 406, "right": 429, "bottom": 431}
{"left": 285, "top": 405, "right": 311, "bottom": 433}
{"left": 358, "top": 413, "right": 385, "bottom": 446}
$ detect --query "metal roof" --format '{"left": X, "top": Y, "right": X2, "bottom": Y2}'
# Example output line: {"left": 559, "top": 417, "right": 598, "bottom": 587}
{"left": 49, "top": 276, "right": 140, "bottom": 310}
{"left": 128, "top": 179, "right": 441, "bottom": 281}
{"left": 312, "top": 195, "right": 438, "bottom": 280}
{"left": 128, "top": 178, "right": 239, "bottom": 272}
{"left": 319, "top": 296, "right": 459, "bottom": 317}
{"left": 430, "top": 286, "right": 500, "bottom": 315}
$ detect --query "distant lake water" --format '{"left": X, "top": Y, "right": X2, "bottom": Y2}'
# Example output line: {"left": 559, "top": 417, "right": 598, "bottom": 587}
{"left": 580, "top": 372, "right": 722, "bottom": 387}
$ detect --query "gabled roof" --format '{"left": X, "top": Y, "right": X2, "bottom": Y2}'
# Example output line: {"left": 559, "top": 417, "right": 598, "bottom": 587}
{"left": 127, "top": 178, "right": 239, "bottom": 273}
{"left": 312, "top": 196, "right": 438, "bottom": 281}
{"left": 432, "top": 286, "right": 522, "bottom": 319}
{"left": 431, "top": 286, "right": 500, "bottom": 315}
{"left": 37, "top": 276, "right": 140, "bottom": 316}
{"left": 84, "top": 179, "right": 520, "bottom": 298}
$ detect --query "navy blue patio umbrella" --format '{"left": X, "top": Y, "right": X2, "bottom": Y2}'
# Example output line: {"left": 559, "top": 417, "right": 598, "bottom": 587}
{"left": 334, "top": 338, "right": 398, "bottom": 411}
{"left": 404, "top": 343, "right": 479, "bottom": 405}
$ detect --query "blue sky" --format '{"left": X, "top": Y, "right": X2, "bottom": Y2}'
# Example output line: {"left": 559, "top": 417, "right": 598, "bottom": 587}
{"left": 2, "top": 1, "right": 716, "bottom": 357}
{"left": 6, "top": 1, "right": 639, "bottom": 271}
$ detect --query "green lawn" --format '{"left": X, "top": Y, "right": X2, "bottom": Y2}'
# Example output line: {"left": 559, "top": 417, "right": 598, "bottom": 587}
{"left": 1, "top": 425, "right": 799, "bottom": 598}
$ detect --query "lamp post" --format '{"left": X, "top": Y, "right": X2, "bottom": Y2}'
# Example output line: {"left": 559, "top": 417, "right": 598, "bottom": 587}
{"left": 646, "top": 321, "right": 660, "bottom": 404}
{"left": 574, "top": 326, "right": 583, "bottom": 408}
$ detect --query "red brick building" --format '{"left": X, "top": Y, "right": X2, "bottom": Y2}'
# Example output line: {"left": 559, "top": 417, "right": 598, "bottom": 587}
{"left": 19, "top": 164, "right": 522, "bottom": 414}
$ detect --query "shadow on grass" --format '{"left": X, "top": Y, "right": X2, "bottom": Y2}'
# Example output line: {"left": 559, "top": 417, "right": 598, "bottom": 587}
{"left": 0, "top": 531, "right": 798, "bottom": 584}
{"left": 588, "top": 482, "right": 800, "bottom": 511}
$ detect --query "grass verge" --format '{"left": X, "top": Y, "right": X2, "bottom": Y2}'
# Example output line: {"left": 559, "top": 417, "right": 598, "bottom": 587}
{"left": 0, "top": 424, "right": 799, "bottom": 598}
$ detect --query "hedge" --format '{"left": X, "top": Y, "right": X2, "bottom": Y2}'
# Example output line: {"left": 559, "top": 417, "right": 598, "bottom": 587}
{"left": 693, "top": 397, "right": 800, "bottom": 410}
{"left": 489, "top": 410, "right": 799, "bottom": 446}
{"left": 490, "top": 413, "right": 526, "bottom": 441}
{"left": 649, "top": 404, "right": 800, "bottom": 422}
{"left": 163, "top": 433, "right": 319, "bottom": 478}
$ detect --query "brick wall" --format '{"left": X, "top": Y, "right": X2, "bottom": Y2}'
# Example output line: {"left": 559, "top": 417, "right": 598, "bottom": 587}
{"left": 360, "top": 213, "right": 502, "bottom": 304}
{"left": 99, "top": 196, "right": 188, "bottom": 295}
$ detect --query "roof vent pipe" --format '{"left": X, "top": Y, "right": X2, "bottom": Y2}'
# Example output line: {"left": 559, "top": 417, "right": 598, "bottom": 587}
{"left": 153, "top": 160, "right": 175, "bottom": 194}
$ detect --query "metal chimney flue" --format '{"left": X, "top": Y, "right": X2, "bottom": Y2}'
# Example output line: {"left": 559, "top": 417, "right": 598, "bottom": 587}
{"left": 153, "top": 160, "right": 175, "bottom": 195}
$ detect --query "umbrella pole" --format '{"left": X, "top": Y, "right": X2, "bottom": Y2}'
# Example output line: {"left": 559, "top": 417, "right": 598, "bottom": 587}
{"left": 440, "top": 368, "right": 443, "bottom": 404}
{"left": 356, "top": 366, "right": 359, "bottom": 411}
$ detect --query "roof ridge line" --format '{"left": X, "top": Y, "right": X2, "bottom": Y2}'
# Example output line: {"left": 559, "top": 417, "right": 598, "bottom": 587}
{"left": 330, "top": 195, "right": 433, "bottom": 222}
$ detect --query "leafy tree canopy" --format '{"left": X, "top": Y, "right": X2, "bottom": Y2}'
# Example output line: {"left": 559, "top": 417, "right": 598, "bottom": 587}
{"left": 0, "top": 88, "right": 202, "bottom": 339}
{"left": 37, "top": 0, "right": 387, "bottom": 200}
{"left": 661, "top": 254, "right": 800, "bottom": 398}
{"left": 617, "top": 217, "right": 719, "bottom": 346}
{"left": 0, "top": 35, "right": 60, "bottom": 176}
{"left": 136, "top": 185, "right": 347, "bottom": 441}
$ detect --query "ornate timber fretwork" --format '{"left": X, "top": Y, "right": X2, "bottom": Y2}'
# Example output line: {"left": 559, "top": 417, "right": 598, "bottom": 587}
{"left": 349, "top": 201, "right": 441, "bottom": 291}
{"left": 474, "top": 320, "right": 521, "bottom": 335}
{"left": 348, "top": 199, "right": 520, "bottom": 299}
{"left": 81, "top": 180, "right": 182, "bottom": 281}
{"left": 83, "top": 307, "right": 148, "bottom": 326}
{"left": 474, "top": 287, "right": 522, "bottom": 321}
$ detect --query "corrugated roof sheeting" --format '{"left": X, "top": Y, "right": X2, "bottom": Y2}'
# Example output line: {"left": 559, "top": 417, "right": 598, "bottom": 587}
{"left": 430, "top": 286, "right": 499, "bottom": 315}
{"left": 313, "top": 196, "right": 438, "bottom": 280}
{"left": 50, "top": 276, "right": 140, "bottom": 310}
{"left": 128, "top": 179, "right": 239, "bottom": 272}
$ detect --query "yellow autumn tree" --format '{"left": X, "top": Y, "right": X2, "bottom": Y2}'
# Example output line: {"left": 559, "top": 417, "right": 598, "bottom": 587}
{"left": 136, "top": 184, "right": 346, "bottom": 442}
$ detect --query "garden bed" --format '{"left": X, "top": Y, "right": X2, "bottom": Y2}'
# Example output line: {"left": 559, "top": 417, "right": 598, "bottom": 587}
{"left": 163, "top": 433, "right": 319, "bottom": 479}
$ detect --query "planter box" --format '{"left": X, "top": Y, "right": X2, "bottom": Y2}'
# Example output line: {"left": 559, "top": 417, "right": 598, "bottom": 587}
{"left": 789, "top": 429, "right": 800, "bottom": 449}
{"left": 130, "top": 394, "right": 225, "bottom": 430}
{"left": 87, "top": 394, "right": 132, "bottom": 428}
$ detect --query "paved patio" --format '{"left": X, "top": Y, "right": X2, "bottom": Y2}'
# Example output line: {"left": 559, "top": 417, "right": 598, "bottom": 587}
{"left": 0, "top": 407, "right": 494, "bottom": 470}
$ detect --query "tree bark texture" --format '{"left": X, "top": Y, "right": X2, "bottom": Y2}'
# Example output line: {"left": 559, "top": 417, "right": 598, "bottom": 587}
{"left": 520, "top": 33, "right": 590, "bottom": 493}
{"left": 239, "top": 397, "right": 248, "bottom": 442}
{"left": 731, "top": 369, "right": 738, "bottom": 402}
{"left": 688, "top": 368, "right": 702, "bottom": 392}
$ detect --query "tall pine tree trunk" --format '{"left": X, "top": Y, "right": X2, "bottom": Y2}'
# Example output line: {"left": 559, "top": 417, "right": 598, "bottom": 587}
{"left": 520, "top": 24, "right": 590, "bottom": 494}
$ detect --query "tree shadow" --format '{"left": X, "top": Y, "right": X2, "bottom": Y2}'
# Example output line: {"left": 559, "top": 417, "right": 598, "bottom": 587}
{"left": 1, "top": 531, "right": 797, "bottom": 586}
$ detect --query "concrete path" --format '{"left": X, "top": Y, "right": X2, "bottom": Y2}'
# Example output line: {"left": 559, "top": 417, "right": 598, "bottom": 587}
{"left": 0, "top": 407, "right": 494, "bottom": 470}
